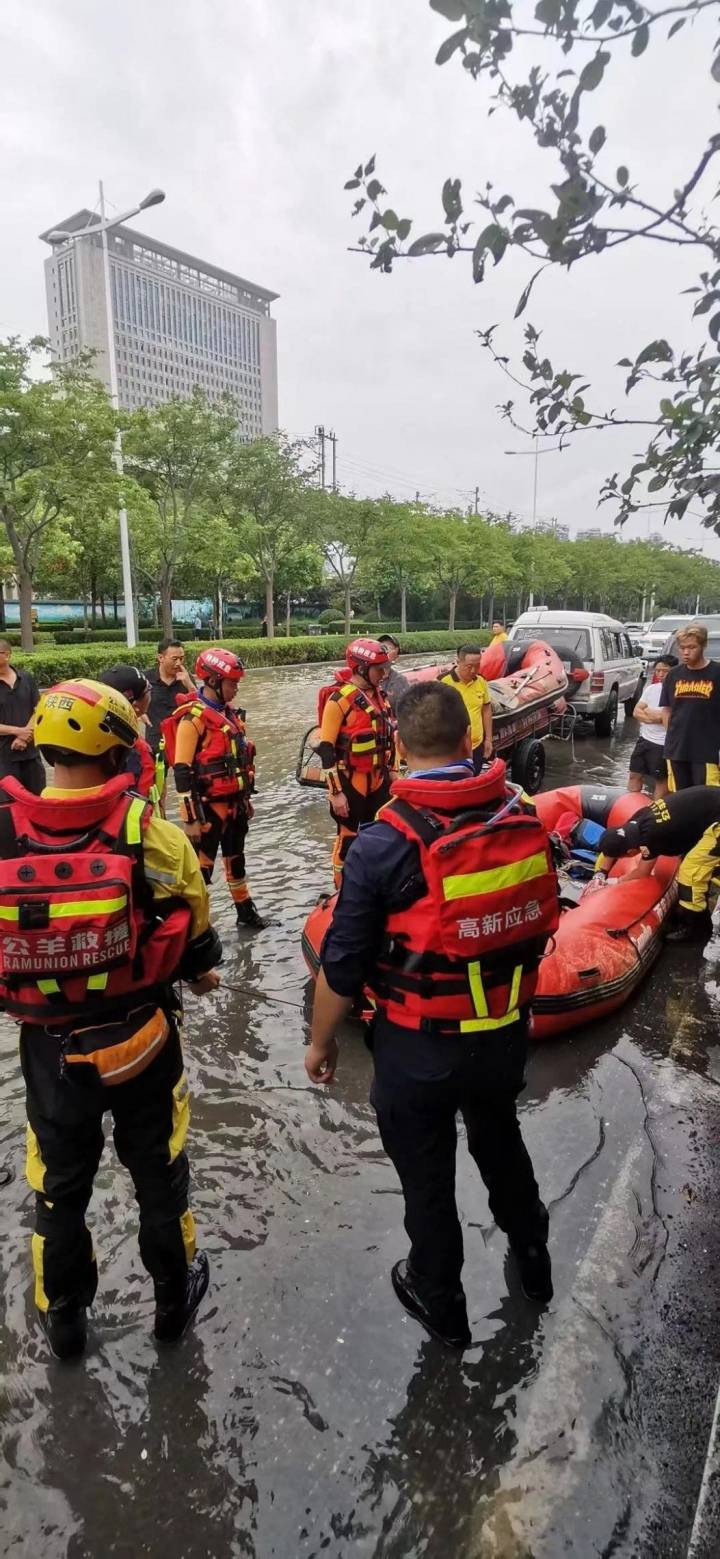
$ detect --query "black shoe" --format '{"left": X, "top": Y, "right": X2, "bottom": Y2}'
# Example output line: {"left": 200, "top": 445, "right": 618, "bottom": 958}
{"left": 511, "top": 1241, "right": 553, "bottom": 1304}
{"left": 391, "top": 1260, "right": 471, "bottom": 1349}
{"left": 666, "top": 915, "right": 712, "bottom": 944}
{"left": 154, "top": 1252, "right": 210, "bottom": 1343}
{"left": 39, "top": 1302, "right": 87, "bottom": 1361}
{"left": 236, "top": 899, "right": 268, "bottom": 931}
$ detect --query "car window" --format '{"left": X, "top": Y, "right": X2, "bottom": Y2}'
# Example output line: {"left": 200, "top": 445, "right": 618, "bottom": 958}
{"left": 512, "top": 626, "right": 592, "bottom": 659}
{"left": 600, "top": 629, "right": 616, "bottom": 660}
{"left": 651, "top": 616, "right": 690, "bottom": 633}
{"left": 621, "top": 634, "right": 634, "bottom": 657}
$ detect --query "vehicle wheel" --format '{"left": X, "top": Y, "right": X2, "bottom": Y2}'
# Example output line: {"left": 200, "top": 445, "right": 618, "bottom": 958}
{"left": 512, "top": 737, "right": 546, "bottom": 794}
{"left": 624, "top": 681, "right": 643, "bottom": 718}
{"left": 595, "top": 688, "right": 619, "bottom": 738}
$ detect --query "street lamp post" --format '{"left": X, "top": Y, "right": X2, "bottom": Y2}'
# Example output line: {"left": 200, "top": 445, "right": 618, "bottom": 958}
{"left": 505, "top": 437, "right": 562, "bottom": 606}
{"left": 47, "top": 182, "right": 165, "bottom": 649}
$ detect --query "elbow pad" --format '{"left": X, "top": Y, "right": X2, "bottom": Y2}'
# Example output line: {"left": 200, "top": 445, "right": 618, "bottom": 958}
{"left": 316, "top": 741, "right": 336, "bottom": 770}
{"left": 178, "top": 923, "right": 223, "bottom": 981}
{"left": 174, "top": 763, "right": 194, "bottom": 797}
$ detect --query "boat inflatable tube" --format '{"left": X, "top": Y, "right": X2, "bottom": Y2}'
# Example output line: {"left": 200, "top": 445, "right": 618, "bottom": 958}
{"left": 300, "top": 784, "right": 679, "bottom": 1040}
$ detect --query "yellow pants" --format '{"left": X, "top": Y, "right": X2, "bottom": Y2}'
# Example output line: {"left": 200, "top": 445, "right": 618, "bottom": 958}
{"left": 667, "top": 762, "right": 720, "bottom": 793}
{"left": 677, "top": 821, "right": 720, "bottom": 915}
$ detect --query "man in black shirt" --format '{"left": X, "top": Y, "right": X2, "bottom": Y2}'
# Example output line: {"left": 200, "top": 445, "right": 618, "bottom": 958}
{"left": 660, "top": 623, "right": 720, "bottom": 790}
{"left": 0, "top": 639, "right": 43, "bottom": 794}
{"left": 599, "top": 786, "right": 720, "bottom": 942}
{"left": 146, "top": 638, "right": 196, "bottom": 754}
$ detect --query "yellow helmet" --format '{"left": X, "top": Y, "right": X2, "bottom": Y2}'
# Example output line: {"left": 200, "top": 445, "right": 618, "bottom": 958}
{"left": 33, "top": 679, "right": 139, "bottom": 757}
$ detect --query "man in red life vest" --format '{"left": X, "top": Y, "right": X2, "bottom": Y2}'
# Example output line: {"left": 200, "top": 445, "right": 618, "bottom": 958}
{"left": 0, "top": 679, "right": 222, "bottom": 1360}
{"left": 166, "top": 647, "right": 267, "bottom": 929}
{"left": 100, "top": 664, "right": 161, "bottom": 807}
{"left": 315, "top": 637, "right": 396, "bottom": 888}
{"left": 307, "top": 680, "right": 558, "bottom": 1349}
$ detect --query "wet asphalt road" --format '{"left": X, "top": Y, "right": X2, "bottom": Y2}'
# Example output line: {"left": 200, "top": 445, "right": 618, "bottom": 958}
{"left": 2, "top": 660, "right": 720, "bottom": 1558}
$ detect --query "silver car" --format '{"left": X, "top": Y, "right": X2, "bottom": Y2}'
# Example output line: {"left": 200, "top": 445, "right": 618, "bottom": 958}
{"left": 509, "top": 610, "right": 644, "bottom": 737}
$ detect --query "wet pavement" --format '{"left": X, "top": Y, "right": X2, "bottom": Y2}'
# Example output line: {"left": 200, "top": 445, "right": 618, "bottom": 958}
{"left": 2, "top": 660, "right": 720, "bottom": 1558}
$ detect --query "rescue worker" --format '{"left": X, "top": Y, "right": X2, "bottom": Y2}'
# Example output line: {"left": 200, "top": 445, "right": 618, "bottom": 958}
{"left": 307, "top": 680, "right": 559, "bottom": 1348}
{"left": 166, "top": 647, "right": 267, "bottom": 930}
{"left": 598, "top": 785, "right": 720, "bottom": 943}
{"left": 100, "top": 664, "right": 161, "bottom": 807}
{"left": 378, "top": 634, "right": 410, "bottom": 714}
{"left": 439, "top": 644, "right": 493, "bottom": 770}
{"left": 315, "top": 637, "right": 396, "bottom": 889}
{"left": 0, "top": 679, "right": 222, "bottom": 1360}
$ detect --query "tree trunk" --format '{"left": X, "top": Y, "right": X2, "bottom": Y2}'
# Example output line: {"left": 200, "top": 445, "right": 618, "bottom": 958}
{"left": 265, "top": 575, "right": 275, "bottom": 639}
{"left": 82, "top": 591, "right": 89, "bottom": 631}
{"left": 400, "top": 584, "right": 407, "bottom": 634}
{"left": 99, "top": 592, "right": 107, "bottom": 624}
{"left": 448, "top": 587, "right": 458, "bottom": 632}
{"left": 286, "top": 591, "right": 292, "bottom": 636}
{"left": 0, "top": 579, "right": 7, "bottom": 632}
{"left": 214, "top": 581, "right": 222, "bottom": 636}
{"left": 160, "top": 578, "right": 173, "bottom": 639}
{"left": 488, "top": 591, "right": 494, "bottom": 628}
{"left": 90, "top": 569, "right": 98, "bottom": 629}
{"left": 112, "top": 591, "right": 119, "bottom": 624}
{"left": 344, "top": 585, "right": 352, "bottom": 637}
{"left": 18, "top": 569, "right": 34, "bottom": 651}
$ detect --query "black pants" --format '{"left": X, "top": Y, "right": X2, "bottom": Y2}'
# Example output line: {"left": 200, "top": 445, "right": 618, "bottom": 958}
{"left": 20, "top": 1022, "right": 195, "bottom": 1313}
{"left": 198, "top": 799, "right": 250, "bottom": 904}
{"left": 667, "top": 760, "right": 720, "bottom": 791}
{"left": 330, "top": 772, "right": 392, "bottom": 886}
{"left": 0, "top": 755, "right": 46, "bottom": 795}
{"left": 370, "top": 1017, "right": 547, "bottom": 1306}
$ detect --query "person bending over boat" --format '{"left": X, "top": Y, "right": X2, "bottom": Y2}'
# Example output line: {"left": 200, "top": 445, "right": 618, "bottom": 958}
{"left": 598, "top": 785, "right": 720, "bottom": 944}
{"left": 306, "top": 680, "right": 559, "bottom": 1349}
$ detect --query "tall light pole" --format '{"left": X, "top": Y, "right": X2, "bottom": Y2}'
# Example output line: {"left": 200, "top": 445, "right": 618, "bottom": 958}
{"left": 505, "top": 437, "right": 562, "bottom": 606}
{"left": 47, "top": 182, "right": 166, "bottom": 648}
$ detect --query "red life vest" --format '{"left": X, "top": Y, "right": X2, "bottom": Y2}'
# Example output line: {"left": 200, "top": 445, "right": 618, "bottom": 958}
{"left": 317, "top": 668, "right": 353, "bottom": 725}
{"left": 0, "top": 773, "right": 192, "bottom": 1025}
{"left": 132, "top": 734, "right": 157, "bottom": 799}
{"left": 323, "top": 680, "right": 395, "bottom": 775}
{"left": 161, "top": 694, "right": 254, "bottom": 801}
{"left": 367, "top": 760, "right": 559, "bottom": 1034}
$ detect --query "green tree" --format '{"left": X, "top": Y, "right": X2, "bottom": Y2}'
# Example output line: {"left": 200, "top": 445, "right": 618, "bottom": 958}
{"left": 361, "top": 499, "right": 437, "bottom": 630}
{"left": 224, "top": 435, "right": 314, "bottom": 638}
{"left": 0, "top": 337, "right": 117, "bottom": 647}
{"left": 275, "top": 543, "right": 324, "bottom": 635}
{"left": 123, "top": 390, "right": 238, "bottom": 637}
{"left": 429, "top": 513, "right": 485, "bottom": 629}
{"left": 348, "top": 0, "right": 720, "bottom": 535}
{"left": 312, "top": 491, "right": 387, "bottom": 635}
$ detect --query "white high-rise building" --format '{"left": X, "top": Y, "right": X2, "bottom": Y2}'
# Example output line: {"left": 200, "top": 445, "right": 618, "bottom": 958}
{"left": 40, "top": 211, "right": 279, "bottom": 436}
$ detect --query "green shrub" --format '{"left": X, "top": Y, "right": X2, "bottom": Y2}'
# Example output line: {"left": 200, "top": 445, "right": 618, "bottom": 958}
{"left": 13, "top": 630, "right": 476, "bottom": 685}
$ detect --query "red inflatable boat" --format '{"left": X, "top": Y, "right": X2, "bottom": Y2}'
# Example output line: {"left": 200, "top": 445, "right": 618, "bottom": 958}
{"left": 301, "top": 783, "right": 679, "bottom": 1040}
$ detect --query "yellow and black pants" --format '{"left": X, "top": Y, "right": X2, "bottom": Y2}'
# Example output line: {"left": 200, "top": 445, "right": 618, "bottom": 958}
{"left": 667, "top": 761, "right": 720, "bottom": 792}
{"left": 197, "top": 799, "right": 250, "bottom": 905}
{"left": 676, "top": 821, "right": 720, "bottom": 917}
{"left": 20, "top": 1021, "right": 195, "bottom": 1314}
{"left": 330, "top": 772, "right": 392, "bottom": 889}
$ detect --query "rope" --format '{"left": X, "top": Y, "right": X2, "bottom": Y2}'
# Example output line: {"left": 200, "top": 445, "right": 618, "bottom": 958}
{"left": 219, "top": 979, "right": 306, "bottom": 1012}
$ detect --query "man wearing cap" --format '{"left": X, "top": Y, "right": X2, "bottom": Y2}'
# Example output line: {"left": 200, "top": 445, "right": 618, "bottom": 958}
{"left": 100, "top": 665, "right": 159, "bottom": 805}
{"left": 378, "top": 634, "right": 410, "bottom": 714}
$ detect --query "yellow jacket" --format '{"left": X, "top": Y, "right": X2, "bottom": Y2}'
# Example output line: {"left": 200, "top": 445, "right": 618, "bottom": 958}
{"left": 439, "top": 669, "right": 491, "bottom": 747}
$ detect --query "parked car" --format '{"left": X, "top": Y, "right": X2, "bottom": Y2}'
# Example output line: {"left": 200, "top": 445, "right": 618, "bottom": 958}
{"left": 639, "top": 614, "right": 691, "bottom": 665}
{"left": 659, "top": 615, "right": 720, "bottom": 663}
{"left": 509, "top": 609, "right": 644, "bottom": 736}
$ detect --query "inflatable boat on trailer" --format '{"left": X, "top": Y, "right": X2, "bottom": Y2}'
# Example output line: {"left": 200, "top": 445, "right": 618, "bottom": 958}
{"left": 300, "top": 783, "right": 679, "bottom": 1040}
{"left": 296, "top": 638, "right": 578, "bottom": 797}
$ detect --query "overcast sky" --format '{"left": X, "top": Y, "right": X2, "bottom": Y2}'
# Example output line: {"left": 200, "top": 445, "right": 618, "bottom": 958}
{"left": 1, "top": 0, "right": 717, "bottom": 553}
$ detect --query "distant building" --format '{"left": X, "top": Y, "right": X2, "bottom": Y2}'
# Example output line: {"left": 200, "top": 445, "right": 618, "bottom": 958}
{"left": 576, "top": 527, "right": 605, "bottom": 541}
{"left": 40, "top": 211, "right": 279, "bottom": 436}
{"left": 648, "top": 532, "right": 665, "bottom": 546}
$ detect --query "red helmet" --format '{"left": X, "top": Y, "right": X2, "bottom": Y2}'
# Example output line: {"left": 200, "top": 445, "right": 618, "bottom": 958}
{"left": 195, "top": 647, "right": 245, "bottom": 685}
{"left": 346, "top": 637, "right": 390, "bottom": 675}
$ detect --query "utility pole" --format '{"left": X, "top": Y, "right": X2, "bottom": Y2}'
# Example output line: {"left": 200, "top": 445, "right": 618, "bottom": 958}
{"left": 474, "top": 485, "right": 480, "bottom": 515}
{"left": 327, "top": 428, "right": 338, "bottom": 492}
{"left": 315, "top": 425, "right": 326, "bottom": 489}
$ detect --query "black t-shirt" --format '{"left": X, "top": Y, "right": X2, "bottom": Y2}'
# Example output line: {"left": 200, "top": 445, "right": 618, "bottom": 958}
{"left": 635, "top": 787, "right": 720, "bottom": 857}
{"left": 147, "top": 668, "right": 193, "bottom": 753}
{"left": 660, "top": 661, "right": 720, "bottom": 761}
{"left": 0, "top": 668, "right": 40, "bottom": 772}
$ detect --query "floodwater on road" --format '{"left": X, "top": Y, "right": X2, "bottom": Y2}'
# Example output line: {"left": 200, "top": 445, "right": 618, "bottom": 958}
{"left": 2, "top": 658, "right": 720, "bottom": 1558}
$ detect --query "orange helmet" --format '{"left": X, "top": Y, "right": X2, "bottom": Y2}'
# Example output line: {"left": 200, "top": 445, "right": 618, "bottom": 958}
{"left": 195, "top": 647, "right": 244, "bottom": 685}
{"left": 346, "top": 637, "right": 390, "bottom": 676}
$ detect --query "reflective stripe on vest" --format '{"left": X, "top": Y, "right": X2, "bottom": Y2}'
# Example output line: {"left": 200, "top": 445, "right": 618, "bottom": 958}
{"left": 443, "top": 851, "right": 550, "bottom": 904}
{"left": 0, "top": 896, "right": 128, "bottom": 922}
{"left": 459, "top": 960, "right": 523, "bottom": 1033}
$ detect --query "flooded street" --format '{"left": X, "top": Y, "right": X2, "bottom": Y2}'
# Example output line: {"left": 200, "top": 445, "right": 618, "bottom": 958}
{"left": 2, "top": 658, "right": 720, "bottom": 1557}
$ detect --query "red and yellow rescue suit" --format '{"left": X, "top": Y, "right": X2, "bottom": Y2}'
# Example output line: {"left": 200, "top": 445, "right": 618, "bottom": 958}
{"left": 0, "top": 772, "right": 221, "bottom": 1319}
{"left": 316, "top": 674, "right": 396, "bottom": 887}
{"left": 166, "top": 691, "right": 256, "bottom": 907}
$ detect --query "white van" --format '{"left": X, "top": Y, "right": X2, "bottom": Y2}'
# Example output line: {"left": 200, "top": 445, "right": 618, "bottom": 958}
{"left": 509, "top": 609, "right": 644, "bottom": 736}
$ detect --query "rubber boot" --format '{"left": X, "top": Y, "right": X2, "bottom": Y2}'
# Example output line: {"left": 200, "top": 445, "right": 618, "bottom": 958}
{"left": 154, "top": 1252, "right": 210, "bottom": 1343}
{"left": 235, "top": 899, "right": 268, "bottom": 931}
{"left": 39, "top": 1302, "right": 87, "bottom": 1361}
{"left": 391, "top": 1260, "right": 471, "bottom": 1349}
{"left": 666, "top": 911, "right": 713, "bottom": 944}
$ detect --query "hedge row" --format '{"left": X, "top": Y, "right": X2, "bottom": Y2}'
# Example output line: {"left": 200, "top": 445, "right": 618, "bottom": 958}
{"left": 11, "top": 630, "right": 487, "bottom": 686}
